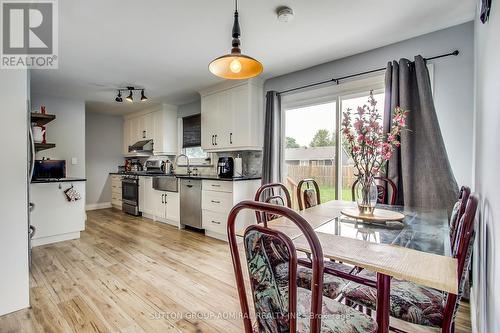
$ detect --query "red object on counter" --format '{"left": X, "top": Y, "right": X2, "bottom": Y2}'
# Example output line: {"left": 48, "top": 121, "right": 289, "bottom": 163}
{"left": 40, "top": 105, "right": 46, "bottom": 114}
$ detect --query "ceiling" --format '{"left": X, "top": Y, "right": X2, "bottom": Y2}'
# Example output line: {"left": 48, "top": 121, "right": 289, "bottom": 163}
{"left": 30, "top": 0, "right": 475, "bottom": 115}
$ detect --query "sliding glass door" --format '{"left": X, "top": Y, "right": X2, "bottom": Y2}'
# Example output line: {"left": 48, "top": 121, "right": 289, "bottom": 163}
{"left": 284, "top": 101, "right": 337, "bottom": 204}
{"left": 282, "top": 79, "right": 385, "bottom": 206}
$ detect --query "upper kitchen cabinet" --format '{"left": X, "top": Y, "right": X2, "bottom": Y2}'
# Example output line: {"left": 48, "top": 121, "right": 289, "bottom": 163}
{"left": 200, "top": 79, "right": 263, "bottom": 152}
{"left": 123, "top": 104, "right": 178, "bottom": 155}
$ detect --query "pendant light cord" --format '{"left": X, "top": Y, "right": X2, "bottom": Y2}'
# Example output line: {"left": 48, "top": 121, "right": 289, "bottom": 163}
{"left": 235, "top": 0, "right": 238, "bottom": 12}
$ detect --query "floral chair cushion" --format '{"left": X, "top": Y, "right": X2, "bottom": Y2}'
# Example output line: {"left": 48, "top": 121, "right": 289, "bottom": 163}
{"left": 303, "top": 189, "right": 318, "bottom": 209}
{"left": 296, "top": 287, "right": 377, "bottom": 333}
{"left": 449, "top": 201, "right": 461, "bottom": 237}
{"left": 245, "top": 229, "right": 292, "bottom": 332}
{"left": 342, "top": 270, "right": 445, "bottom": 328}
{"left": 297, "top": 261, "right": 352, "bottom": 299}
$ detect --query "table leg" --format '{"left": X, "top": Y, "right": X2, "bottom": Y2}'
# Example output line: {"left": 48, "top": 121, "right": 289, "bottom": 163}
{"left": 376, "top": 273, "right": 391, "bottom": 333}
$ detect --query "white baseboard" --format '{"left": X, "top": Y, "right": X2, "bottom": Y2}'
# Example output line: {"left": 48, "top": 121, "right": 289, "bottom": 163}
{"left": 85, "top": 202, "right": 112, "bottom": 211}
{"left": 32, "top": 231, "right": 80, "bottom": 247}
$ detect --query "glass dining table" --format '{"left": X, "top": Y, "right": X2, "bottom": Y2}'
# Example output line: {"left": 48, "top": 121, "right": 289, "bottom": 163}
{"left": 243, "top": 199, "right": 457, "bottom": 333}
{"left": 312, "top": 203, "right": 451, "bottom": 257}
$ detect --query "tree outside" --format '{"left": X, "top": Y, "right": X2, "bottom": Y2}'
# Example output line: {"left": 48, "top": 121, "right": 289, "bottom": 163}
{"left": 310, "top": 129, "right": 335, "bottom": 147}
{"left": 286, "top": 136, "right": 301, "bottom": 148}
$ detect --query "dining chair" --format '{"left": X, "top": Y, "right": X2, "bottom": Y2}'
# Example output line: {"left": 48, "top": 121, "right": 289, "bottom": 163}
{"left": 450, "top": 186, "right": 471, "bottom": 250}
{"left": 351, "top": 176, "right": 398, "bottom": 205}
{"left": 297, "top": 179, "right": 321, "bottom": 210}
{"left": 255, "top": 182, "right": 353, "bottom": 300}
{"left": 254, "top": 183, "right": 292, "bottom": 225}
{"left": 227, "top": 200, "right": 378, "bottom": 333}
{"left": 341, "top": 194, "right": 478, "bottom": 332}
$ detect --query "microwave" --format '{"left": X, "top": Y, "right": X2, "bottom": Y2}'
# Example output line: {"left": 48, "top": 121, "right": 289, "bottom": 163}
{"left": 33, "top": 160, "right": 66, "bottom": 180}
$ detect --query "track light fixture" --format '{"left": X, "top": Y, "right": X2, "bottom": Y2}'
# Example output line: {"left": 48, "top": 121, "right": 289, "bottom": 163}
{"left": 115, "top": 90, "right": 122, "bottom": 102}
{"left": 114, "top": 86, "right": 148, "bottom": 103}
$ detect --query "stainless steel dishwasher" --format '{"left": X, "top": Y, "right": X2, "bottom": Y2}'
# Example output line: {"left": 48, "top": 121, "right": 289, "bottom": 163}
{"left": 180, "top": 178, "right": 202, "bottom": 229}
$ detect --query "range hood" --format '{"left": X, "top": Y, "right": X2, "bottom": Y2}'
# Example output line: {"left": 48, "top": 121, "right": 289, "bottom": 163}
{"left": 124, "top": 139, "right": 153, "bottom": 157}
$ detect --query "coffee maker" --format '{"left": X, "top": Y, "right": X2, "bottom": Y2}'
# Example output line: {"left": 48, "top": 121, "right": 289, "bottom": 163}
{"left": 217, "top": 157, "right": 234, "bottom": 178}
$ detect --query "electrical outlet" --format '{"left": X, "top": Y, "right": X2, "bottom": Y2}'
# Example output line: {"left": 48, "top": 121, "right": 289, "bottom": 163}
{"left": 71, "top": 157, "right": 78, "bottom": 165}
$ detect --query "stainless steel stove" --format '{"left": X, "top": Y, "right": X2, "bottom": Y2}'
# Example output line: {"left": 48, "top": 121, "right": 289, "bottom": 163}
{"left": 121, "top": 174, "right": 141, "bottom": 216}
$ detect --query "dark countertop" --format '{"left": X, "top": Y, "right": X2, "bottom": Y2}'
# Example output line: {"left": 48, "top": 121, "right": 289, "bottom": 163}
{"left": 31, "top": 177, "right": 87, "bottom": 184}
{"left": 109, "top": 172, "right": 261, "bottom": 182}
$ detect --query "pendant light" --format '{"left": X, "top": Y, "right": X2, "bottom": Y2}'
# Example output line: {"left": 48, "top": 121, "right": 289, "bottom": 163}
{"left": 140, "top": 89, "right": 148, "bottom": 102}
{"left": 115, "top": 90, "right": 123, "bottom": 102}
{"left": 209, "top": 0, "right": 263, "bottom": 80}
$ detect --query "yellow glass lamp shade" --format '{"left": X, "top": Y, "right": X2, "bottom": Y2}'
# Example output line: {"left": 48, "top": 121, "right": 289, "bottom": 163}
{"left": 209, "top": 53, "right": 263, "bottom": 80}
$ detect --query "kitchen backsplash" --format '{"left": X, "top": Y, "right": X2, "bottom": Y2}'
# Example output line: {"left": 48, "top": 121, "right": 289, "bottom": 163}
{"left": 123, "top": 151, "right": 262, "bottom": 177}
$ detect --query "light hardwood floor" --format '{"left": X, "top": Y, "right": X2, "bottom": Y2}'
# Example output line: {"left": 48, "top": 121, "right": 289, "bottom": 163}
{"left": 0, "top": 209, "right": 472, "bottom": 332}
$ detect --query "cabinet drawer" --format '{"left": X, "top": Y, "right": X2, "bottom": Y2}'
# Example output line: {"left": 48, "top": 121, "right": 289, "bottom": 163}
{"left": 202, "top": 180, "right": 233, "bottom": 193}
{"left": 202, "top": 190, "right": 233, "bottom": 213}
{"left": 111, "top": 187, "right": 122, "bottom": 195}
{"left": 202, "top": 210, "right": 227, "bottom": 235}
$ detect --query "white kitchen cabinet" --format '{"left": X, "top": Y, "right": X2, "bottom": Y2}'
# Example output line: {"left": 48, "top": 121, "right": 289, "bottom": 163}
{"left": 151, "top": 189, "right": 180, "bottom": 226}
{"left": 200, "top": 79, "right": 263, "bottom": 152}
{"left": 30, "top": 181, "right": 86, "bottom": 246}
{"left": 139, "top": 176, "right": 154, "bottom": 214}
{"left": 123, "top": 104, "right": 178, "bottom": 156}
{"left": 201, "top": 179, "right": 260, "bottom": 241}
{"left": 111, "top": 175, "right": 122, "bottom": 208}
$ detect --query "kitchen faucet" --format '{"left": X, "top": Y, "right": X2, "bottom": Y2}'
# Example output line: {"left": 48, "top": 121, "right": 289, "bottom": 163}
{"left": 174, "top": 154, "right": 191, "bottom": 175}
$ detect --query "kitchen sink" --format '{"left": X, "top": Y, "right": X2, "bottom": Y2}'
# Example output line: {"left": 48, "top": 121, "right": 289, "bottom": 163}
{"left": 152, "top": 176, "right": 178, "bottom": 192}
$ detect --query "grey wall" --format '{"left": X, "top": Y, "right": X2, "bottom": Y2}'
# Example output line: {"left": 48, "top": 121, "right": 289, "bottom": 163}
{"left": 265, "top": 22, "right": 474, "bottom": 188}
{"left": 85, "top": 112, "right": 124, "bottom": 207}
{"left": 472, "top": 3, "right": 499, "bottom": 332}
{"left": 31, "top": 94, "right": 86, "bottom": 178}
{"left": 178, "top": 99, "right": 201, "bottom": 118}
{"left": 0, "top": 70, "right": 29, "bottom": 315}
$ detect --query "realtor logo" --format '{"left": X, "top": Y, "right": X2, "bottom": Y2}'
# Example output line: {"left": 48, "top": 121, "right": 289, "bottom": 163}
{"left": 1, "top": 0, "right": 58, "bottom": 69}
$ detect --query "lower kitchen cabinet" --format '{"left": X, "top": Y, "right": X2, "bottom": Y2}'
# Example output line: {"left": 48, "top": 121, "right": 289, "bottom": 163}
{"left": 201, "top": 179, "right": 260, "bottom": 241}
{"left": 111, "top": 175, "right": 122, "bottom": 209}
{"left": 152, "top": 189, "right": 180, "bottom": 226}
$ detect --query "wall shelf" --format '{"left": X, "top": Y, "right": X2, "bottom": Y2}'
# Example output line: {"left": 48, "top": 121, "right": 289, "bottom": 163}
{"left": 34, "top": 143, "right": 56, "bottom": 152}
{"left": 31, "top": 113, "right": 56, "bottom": 126}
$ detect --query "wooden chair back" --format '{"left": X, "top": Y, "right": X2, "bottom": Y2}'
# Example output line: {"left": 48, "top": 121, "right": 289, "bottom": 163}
{"left": 297, "top": 179, "right": 321, "bottom": 210}
{"left": 450, "top": 186, "right": 471, "bottom": 250}
{"left": 254, "top": 183, "right": 292, "bottom": 226}
{"left": 227, "top": 200, "right": 325, "bottom": 333}
{"left": 351, "top": 176, "right": 398, "bottom": 205}
{"left": 442, "top": 194, "right": 478, "bottom": 332}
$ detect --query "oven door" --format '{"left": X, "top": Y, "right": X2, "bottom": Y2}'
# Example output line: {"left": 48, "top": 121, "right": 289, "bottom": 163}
{"left": 122, "top": 178, "right": 139, "bottom": 206}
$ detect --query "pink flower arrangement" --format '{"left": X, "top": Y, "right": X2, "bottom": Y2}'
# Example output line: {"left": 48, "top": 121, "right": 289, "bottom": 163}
{"left": 342, "top": 91, "right": 408, "bottom": 179}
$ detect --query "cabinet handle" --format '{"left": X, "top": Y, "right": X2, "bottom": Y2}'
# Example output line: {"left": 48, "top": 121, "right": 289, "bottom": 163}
{"left": 214, "top": 134, "right": 217, "bottom": 145}
{"left": 230, "top": 132, "right": 233, "bottom": 144}
{"left": 211, "top": 184, "right": 221, "bottom": 187}
{"left": 211, "top": 200, "right": 221, "bottom": 204}
{"left": 211, "top": 135, "right": 214, "bottom": 145}
{"left": 143, "top": 130, "right": 146, "bottom": 139}
{"left": 162, "top": 194, "right": 165, "bottom": 204}
{"left": 211, "top": 220, "right": 221, "bottom": 225}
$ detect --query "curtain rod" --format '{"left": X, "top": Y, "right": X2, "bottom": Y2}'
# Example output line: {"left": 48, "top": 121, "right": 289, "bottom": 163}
{"left": 276, "top": 50, "right": 459, "bottom": 96}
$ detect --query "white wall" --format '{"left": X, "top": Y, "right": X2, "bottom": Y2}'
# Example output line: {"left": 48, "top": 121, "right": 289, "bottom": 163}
{"left": 178, "top": 99, "right": 201, "bottom": 118}
{"left": 31, "top": 94, "right": 86, "bottom": 178}
{"left": 265, "top": 22, "right": 475, "bottom": 187}
{"left": 471, "top": 2, "right": 500, "bottom": 332}
{"left": 0, "top": 70, "right": 29, "bottom": 315}
{"left": 85, "top": 112, "right": 123, "bottom": 207}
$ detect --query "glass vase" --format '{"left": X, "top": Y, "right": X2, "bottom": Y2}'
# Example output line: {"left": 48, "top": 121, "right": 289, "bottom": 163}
{"left": 354, "top": 175, "right": 378, "bottom": 215}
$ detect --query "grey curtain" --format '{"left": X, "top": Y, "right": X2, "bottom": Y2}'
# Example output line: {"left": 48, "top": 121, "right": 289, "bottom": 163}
{"left": 262, "top": 91, "right": 283, "bottom": 185}
{"left": 384, "top": 56, "right": 458, "bottom": 211}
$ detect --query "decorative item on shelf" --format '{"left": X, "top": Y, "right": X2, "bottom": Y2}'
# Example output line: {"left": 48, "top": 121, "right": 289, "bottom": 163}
{"left": 32, "top": 126, "right": 45, "bottom": 143}
{"left": 208, "top": 0, "right": 263, "bottom": 79}
{"left": 40, "top": 105, "right": 46, "bottom": 114}
{"left": 341, "top": 91, "right": 408, "bottom": 215}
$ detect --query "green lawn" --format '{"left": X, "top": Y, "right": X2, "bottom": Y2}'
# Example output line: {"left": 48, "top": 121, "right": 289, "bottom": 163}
{"left": 319, "top": 186, "right": 353, "bottom": 202}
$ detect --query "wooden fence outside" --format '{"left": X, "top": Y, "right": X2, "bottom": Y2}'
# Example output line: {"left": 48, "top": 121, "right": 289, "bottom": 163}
{"left": 285, "top": 164, "right": 356, "bottom": 188}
